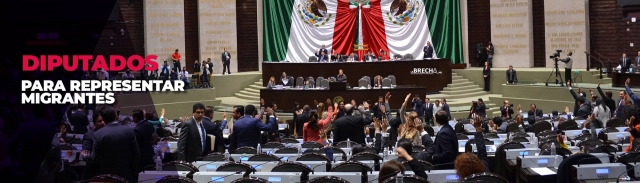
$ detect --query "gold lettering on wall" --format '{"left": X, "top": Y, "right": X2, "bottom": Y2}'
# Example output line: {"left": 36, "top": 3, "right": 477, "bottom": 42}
{"left": 490, "top": 0, "right": 530, "bottom": 57}
{"left": 198, "top": 0, "right": 237, "bottom": 65}
{"left": 144, "top": 0, "right": 186, "bottom": 62}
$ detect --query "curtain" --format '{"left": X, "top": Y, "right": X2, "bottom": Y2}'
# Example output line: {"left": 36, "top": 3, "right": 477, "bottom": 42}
{"left": 263, "top": 0, "right": 294, "bottom": 62}
{"left": 361, "top": 0, "right": 388, "bottom": 58}
{"left": 331, "top": 0, "right": 358, "bottom": 56}
{"left": 424, "top": 0, "right": 463, "bottom": 63}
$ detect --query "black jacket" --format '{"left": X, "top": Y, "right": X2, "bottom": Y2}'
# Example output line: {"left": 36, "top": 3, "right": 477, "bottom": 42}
{"left": 597, "top": 86, "right": 616, "bottom": 116}
{"left": 333, "top": 114, "right": 366, "bottom": 146}
{"left": 431, "top": 124, "right": 457, "bottom": 169}
{"left": 69, "top": 111, "right": 89, "bottom": 134}
{"left": 91, "top": 122, "right": 140, "bottom": 182}
{"left": 177, "top": 118, "right": 206, "bottom": 162}
{"left": 500, "top": 106, "right": 514, "bottom": 118}
{"left": 134, "top": 120, "right": 155, "bottom": 169}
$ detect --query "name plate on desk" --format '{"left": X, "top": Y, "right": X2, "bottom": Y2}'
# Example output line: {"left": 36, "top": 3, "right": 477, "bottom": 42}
{"left": 329, "top": 82, "right": 347, "bottom": 90}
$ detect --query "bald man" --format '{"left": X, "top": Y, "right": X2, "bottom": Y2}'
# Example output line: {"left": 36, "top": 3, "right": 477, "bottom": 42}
{"left": 332, "top": 104, "right": 366, "bottom": 146}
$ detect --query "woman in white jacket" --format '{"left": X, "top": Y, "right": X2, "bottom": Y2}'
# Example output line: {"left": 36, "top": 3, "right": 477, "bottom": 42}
{"left": 593, "top": 98, "right": 611, "bottom": 127}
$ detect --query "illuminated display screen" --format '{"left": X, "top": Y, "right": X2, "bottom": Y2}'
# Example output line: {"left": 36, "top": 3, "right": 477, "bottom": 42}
{"left": 240, "top": 157, "right": 249, "bottom": 161}
{"left": 211, "top": 177, "right": 224, "bottom": 182}
{"left": 268, "top": 177, "right": 282, "bottom": 182}
{"left": 281, "top": 157, "right": 289, "bottom": 161}
{"left": 596, "top": 169, "right": 609, "bottom": 174}
{"left": 206, "top": 165, "right": 217, "bottom": 170}
{"left": 446, "top": 175, "right": 459, "bottom": 180}
{"left": 537, "top": 159, "right": 548, "bottom": 164}
{"left": 519, "top": 151, "right": 529, "bottom": 156}
{"left": 254, "top": 165, "right": 262, "bottom": 170}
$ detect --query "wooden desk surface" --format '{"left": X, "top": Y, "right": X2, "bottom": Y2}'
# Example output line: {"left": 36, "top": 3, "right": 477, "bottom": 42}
{"left": 611, "top": 72, "right": 640, "bottom": 88}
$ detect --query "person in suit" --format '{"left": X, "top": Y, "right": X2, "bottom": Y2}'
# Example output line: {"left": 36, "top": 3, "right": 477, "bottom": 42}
{"left": 207, "top": 58, "right": 214, "bottom": 76}
{"left": 635, "top": 51, "right": 640, "bottom": 67}
{"left": 332, "top": 104, "right": 366, "bottom": 146}
{"left": 279, "top": 72, "right": 293, "bottom": 86}
{"left": 363, "top": 51, "right": 376, "bottom": 62}
{"left": 625, "top": 78, "right": 640, "bottom": 107}
{"left": 430, "top": 110, "right": 458, "bottom": 169}
{"left": 372, "top": 96, "right": 385, "bottom": 119}
{"left": 486, "top": 42, "right": 494, "bottom": 67}
{"left": 177, "top": 103, "right": 208, "bottom": 162}
{"left": 336, "top": 69, "right": 347, "bottom": 82}
{"left": 295, "top": 105, "right": 311, "bottom": 138}
{"left": 91, "top": 106, "right": 140, "bottom": 182}
{"left": 560, "top": 52, "right": 573, "bottom": 83}
{"left": 132, "top": 109, "right": 154, "bottom": 173}
{"left": 528, "top": 104, "right": 543, "bottom": 118}
{"left": 424, "top": 97, "right": 434, "bottom": 125}
{"left": 221, "top": 48, "right": 231, "bottom": 75}
{"left": 469, "top": 101, "right": 479, "bottom": 119}
{"left": 596, "top": 81, "right": 616, "bottom": 116}
{"left": 506, "top": 65, "right": 518, "bottom": 84}
{"left": 476, "top": 43, "right": 485, "bottom": 67}
{"left": 69, "top": 104, "right": 89, "bottom": 134}
{"left": 318, "top": 44, "right": 328, "bottom": 55}
{"left": 204, "top": 106, "right": 226, "bottom": 153}
{"left": 576, "top": 97, "right": 592, "bottom": 119}
{"left": 483, "top": 62, "right": 490, "bottom": 91}
{"left": 412, "top": 95, "right": 425, "bottom": 122}
{"left": 315, "top": 51, "right": 328, "bottom": 62}
{"left": 81, "top": 106, "right": 106, "bottom": 180}
{"left": 616, "top": 90, "right": 627, "bottom": 119}
{"left": 229, "top": 105, "right": 277, "bottom": 150}
{"left": 621, "top": 53, "right": 631, "bottom": 73}
{"left": 423, "top": 41, "right": 434, "bottom": 59}
{"left": 160, "top": 61, "right": 171, "bottom": 81}
{"left": 441, "top": 98, "right": 451, "bottom": 120}
{"left": 477, "top": 98, "right": 487, "bottom": 117}
{"left": 500, "top": 100, "right": 514, "bottom": 119}
{"left": 568, "top": 81, "right": 591, "bottom": 115}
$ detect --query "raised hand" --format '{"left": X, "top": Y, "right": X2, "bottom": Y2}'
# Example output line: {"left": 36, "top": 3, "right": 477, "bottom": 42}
{"left": 385, "top": 92, "right": 391, "bottom": 101}
{"left": 223, "top": 112, "right": 227, "bottom": 119}
{"left": 598, "top": 81, "right": 602, "bottom": 87}
{"left": 334, "top": 102, "right": 338, "bottom": 109}
{"left": 567, "top": 81, "right": 571, "bottom": 87}
{"left": 626, "top": 78, "right": 631, "bottom": 86}
{"left": 404, "top": 93, "right": 412, "bottom": 103}
{"left": 588, "top": 88, "right": 592, "bottom": 93}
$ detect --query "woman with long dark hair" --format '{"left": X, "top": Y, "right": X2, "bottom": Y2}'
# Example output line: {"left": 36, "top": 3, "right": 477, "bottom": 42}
{"left": 303, "top": 102, "right": 336, "bottom": 143}
{"left": 593, "top": 98, "right": 610, "bottom": 127}
{"left": 468, "top": 101, "right": 479, "bottom": 119}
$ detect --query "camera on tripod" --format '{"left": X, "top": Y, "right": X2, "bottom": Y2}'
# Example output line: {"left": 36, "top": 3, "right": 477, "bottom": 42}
{"left": 549, "top": 50, "right": 563, "bottom": 59}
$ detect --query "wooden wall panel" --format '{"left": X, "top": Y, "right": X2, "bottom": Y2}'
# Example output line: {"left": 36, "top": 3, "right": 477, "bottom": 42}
{"left": 184, "top": 0, "right": 199, "bottom": 73}
{"left": 466, "top": 0, "right": 491, "bottom": 67}
{"left": 589, "top": 0, "right": 622, "bottom": 66}
{"left": 236, "top": 0, "right": 259, "bottom": 72}
{"left": 532, "top": 0, "right": 546, "bottom": 67}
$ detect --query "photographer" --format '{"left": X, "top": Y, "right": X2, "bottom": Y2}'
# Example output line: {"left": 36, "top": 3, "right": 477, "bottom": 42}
{"left": 560, "top": 52, "right": 573, "bottom": 83}
{"left": 500, "top": 100, "right": 514, "bottom": 119}
{"left": 411, "top": 94, "right": 425, "bottom": 122}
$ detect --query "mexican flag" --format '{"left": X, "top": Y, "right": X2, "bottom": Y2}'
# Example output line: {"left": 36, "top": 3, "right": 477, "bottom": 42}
{"left": 264, "top": 0, "right": 462, "bottom": 63}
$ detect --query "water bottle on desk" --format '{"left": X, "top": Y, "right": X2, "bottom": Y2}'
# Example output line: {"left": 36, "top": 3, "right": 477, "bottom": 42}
{"left": 257, "top": 144, "right": 262, "bottom": 154}
{"left": 224, "top": 149, "right": 230, "bottom": 161}
{"left": 155, "top": 156, "right": 162, "bottom": 171}
{"left": 550, "top": 143, "right": 556, "bottom": 155}
{"left": 347, "top": 138, "right": 351, "bottom": 148}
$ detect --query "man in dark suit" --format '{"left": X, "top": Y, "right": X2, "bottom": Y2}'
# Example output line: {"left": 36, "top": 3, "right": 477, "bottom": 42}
{"left": 568, "top": 81, "right": 591, "bottom": 115}
{"left": 294, "top": 105, "right": 310, "bottom": 138}
{"left": 430, "top": 110, "right": 457, "bottom": 169}
{"left": 576, "top": 97, "right": 592, "bottom": 119}
{"left": 204, "top": 106, "right": 226, "bottom": 153}
{"left": 229, "top": 105, "right": 277, "bottom": 150}
{"left": 221, "top": 48, "right": 231, "bottom": 75}
{"left": 372, "top": 96, "right": 385, "bottom": 120}
{"left": 483, "top": 62, "right": 490, "bottom": 91}
{"left": 423, "top": 98, "right": 434, "bottom": 124}
{"left": 336, "top": 69, "right": 347, "bottom": 82}
{"left": 441, "top": 98, "right": 451, "bottom": 120}
{"left": 280, "top": 72, "right": 293, "bottom": 86}
{"left": 506, "top": 65, "right": 518, "bottom": 84}
{"left": 132, "top": 109, "right": 154, "bottom": 172}
{"left": 596, "top": 81, "right": 616, "bottom": 116}
{"left": 621, "top": 53, "right": 631, "bottom": 73}
{"left": 69, "top": 104, "right": 89, "bottom": 134}
{"left": 80, "top": 107, "right": 106, "bottom": 180}
{"left": 500, "top": 100, "right": 514, "bottom": 119}
{"left": 477, "top": 43, "right": 485, "bottom": 67}
{"left": 318, "top": 44, "right": 328, "bottom": 56}
{"left": 333, "top": 104, "right": 366, "bottom": 146}
{"left": 412, "top": 95, "right": 425, "bottom": 122}
{"left": 177, "top": 103, "right": 208, "bottom": 162}
{"left": 528, "top": 104, "right": 543, "bottom": 118}
{"left": 363, "top": 51, "right": 376, "bottom": 62}
{"left": 315, "top": 51, "right": 328, "bottom": 62}
{"left": 476, "top": 98, "right": 487, "bottom": 117}
{"left": 91, "top": 106, "right": 140, "bottom": 182}
{"left": 423, "top": 41, "right": 434, "bottom": 59}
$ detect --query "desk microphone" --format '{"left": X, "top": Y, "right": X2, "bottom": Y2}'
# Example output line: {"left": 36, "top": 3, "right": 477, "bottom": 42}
{"left": 576, "top": 156, "right": 602, "bottom": 167}
{"left": 616, "top": 163, "right": 640, "bottom": 183}
{"left": 310, "top": 163, "right": 326, "bottom": 174}
{"left": 207, "top": 170, "right": 244, "bottom": 183}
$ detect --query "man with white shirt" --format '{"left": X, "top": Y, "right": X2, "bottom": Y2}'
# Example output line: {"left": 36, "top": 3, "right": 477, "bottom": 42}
{"left": 177, "top": 103, "right": 208, "bottom": 162}
{"left": 179, "top": 67, "right": 190, "bottom": 88}
{"left": 280, "top": 72, "right": 292, "bottom": 86}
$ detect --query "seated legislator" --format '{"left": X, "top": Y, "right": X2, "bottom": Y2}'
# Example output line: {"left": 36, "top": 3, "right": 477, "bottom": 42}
{"left": 336, "top": 69, "right": 347, "bottom": 82}
{"left": 315, "top": 50, "right": 329, "bottom": 62}
{"left": 266, "top": 76, "right": 277, "bottom": 89}
{"left": 378, "top": 49, "right": 390, "bottom": 61}
{"left": 280, "top": 72, "right": 293, "bottom": 87}
{"left": 363, "top": 51, "right": 376, "bottom": 62}
{"left": 347, "top": 53, "right": 358, "bottom": 62}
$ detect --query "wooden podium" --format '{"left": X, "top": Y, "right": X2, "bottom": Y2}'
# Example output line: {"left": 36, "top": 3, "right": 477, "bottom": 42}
{"left": 354, "top": 44, "right": 369, "bottom": 61}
